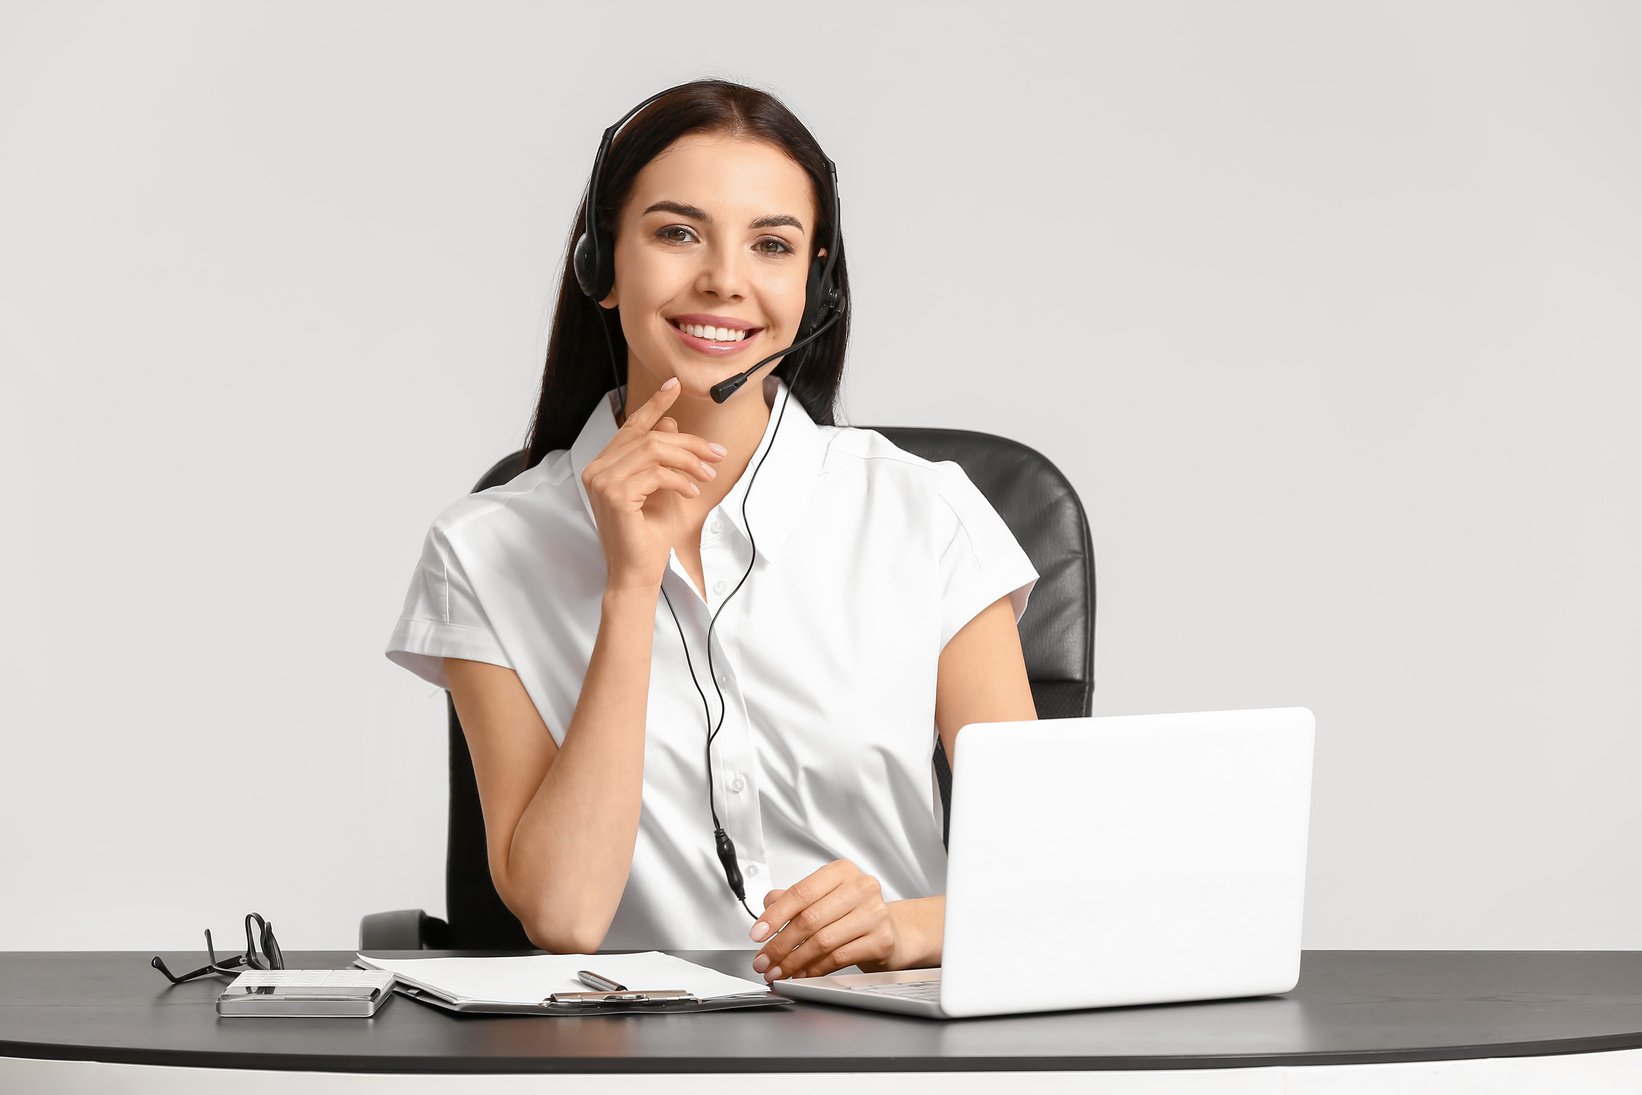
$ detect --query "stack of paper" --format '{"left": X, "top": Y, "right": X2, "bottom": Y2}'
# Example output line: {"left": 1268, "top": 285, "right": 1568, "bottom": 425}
{"left": 354, "top": 951, "right": 770, "bottom": 1006}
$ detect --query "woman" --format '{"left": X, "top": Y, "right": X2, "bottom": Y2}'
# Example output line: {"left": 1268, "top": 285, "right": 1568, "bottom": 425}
{"left": 386, "top": 79, "right": 1039, "bottom": 984}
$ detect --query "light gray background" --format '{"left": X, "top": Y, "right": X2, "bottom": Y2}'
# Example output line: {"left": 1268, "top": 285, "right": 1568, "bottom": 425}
{"left": 2, "top": 0, "right": 1637, "bottom": 952}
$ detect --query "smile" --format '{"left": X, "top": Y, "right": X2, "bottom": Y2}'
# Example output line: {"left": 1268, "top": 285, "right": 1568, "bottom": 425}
{"left": 669, "top": 319, "right": 763, "bottom": 355}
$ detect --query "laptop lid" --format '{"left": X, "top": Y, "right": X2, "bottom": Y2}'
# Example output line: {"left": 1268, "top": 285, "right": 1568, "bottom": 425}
{"left": 939, "top": 707, "right": 1315, "bottom": 1018}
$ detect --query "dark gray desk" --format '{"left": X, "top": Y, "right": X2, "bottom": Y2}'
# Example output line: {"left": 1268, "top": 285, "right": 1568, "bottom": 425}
{"left": 5, "top": 950, "right": 1642, "bottom": 1093}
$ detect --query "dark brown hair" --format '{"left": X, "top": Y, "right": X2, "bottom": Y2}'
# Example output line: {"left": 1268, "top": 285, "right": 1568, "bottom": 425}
{"left": 518, "top": 79, "right": 852, "bottom": 472}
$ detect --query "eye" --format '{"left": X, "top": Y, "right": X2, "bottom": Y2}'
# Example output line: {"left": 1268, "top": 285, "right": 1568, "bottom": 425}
{"left": 656, "top": 225, "right": 795, "bottom": 257}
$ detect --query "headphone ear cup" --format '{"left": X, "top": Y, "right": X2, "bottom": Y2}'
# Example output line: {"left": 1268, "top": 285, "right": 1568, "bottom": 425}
{"left": 573, "top": 230, "right": 614, "bottom": 303}
{"left": 573, "top": 233, "right": 596, "bottom": 299}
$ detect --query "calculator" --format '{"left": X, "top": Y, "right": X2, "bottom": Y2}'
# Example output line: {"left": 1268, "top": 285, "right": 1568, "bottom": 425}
{"left": 216, "top": 969, "right": 396, "bottom": 1017}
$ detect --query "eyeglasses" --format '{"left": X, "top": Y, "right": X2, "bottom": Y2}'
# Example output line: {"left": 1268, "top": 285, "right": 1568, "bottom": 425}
{"left": 151, "top": 912, "right": 285, "bottom": 984}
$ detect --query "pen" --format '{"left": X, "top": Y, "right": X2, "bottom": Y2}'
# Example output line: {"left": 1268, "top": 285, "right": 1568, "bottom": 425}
{"left": 577, "top": 969, "right": 628, "bottom": 993}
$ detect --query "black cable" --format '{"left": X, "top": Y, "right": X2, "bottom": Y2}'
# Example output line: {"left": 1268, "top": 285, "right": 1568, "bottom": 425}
{"left": 600, "top": 258, "right": 840, "bottom": 923}
{"left": 606, "top": 336, "right": 816, "bottom": 921}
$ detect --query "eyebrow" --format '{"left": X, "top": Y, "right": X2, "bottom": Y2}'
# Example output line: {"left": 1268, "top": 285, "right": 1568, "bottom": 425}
{"left": 642, "top": 200, "right": 805, "bottom": 234}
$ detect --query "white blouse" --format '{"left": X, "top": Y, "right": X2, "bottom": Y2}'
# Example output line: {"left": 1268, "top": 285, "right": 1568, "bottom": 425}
{"left": 385, "top": 373, "right": 1039, "bottom": 950}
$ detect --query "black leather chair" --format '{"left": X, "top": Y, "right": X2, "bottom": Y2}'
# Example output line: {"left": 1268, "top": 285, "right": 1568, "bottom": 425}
{"left": 360, "top": 426, "right": 1095, "bottom": 950}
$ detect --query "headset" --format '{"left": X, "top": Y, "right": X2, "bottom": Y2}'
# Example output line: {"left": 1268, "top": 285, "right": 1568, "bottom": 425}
{"left": 572, "top": 82, "right": 844, "bottom": 920}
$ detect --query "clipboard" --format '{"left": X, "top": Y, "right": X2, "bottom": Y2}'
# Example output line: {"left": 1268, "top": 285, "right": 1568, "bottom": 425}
{"left": 390, "top": 981, "right": 792, "bottom": 1016}
{"left": 357, "top": 950, "right": 793, "bottom": 1016}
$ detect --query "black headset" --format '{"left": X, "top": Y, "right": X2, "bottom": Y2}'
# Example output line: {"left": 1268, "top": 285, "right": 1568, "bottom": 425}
{"left": 572, "top": 82, "right": 844, "bottom": 919}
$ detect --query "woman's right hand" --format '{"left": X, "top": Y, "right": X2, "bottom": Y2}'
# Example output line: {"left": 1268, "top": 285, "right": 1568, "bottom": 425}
{"left": 581, "top": 378, "right": 727, "bottom": 594}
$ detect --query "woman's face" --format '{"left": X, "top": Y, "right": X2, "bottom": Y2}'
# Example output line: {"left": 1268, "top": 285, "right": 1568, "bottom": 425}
{"left": 603, "top": 131, "right": 824, "bottom": 392}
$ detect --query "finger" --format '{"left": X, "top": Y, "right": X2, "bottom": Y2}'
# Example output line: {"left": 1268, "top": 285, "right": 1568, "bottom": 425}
{"left": 768, "top": 903, "right": 889, "bottom": 981}
{"left": 609, "top": 436, "right": 720, "bottom": 489}
{"left": 748, "top": 889, "right": 788, "bottom": 974}
{"left": 655, "top": 416, "right": 679, "bottom": 433}
{"left": 605, "top": 423, "right": 725, "bottom": 471}
{"left": 757, "top": 872, "right": 876, "bottom": 976}
{"left": 753, "top": 870, "right": 862, "bottom": 971}
{"left": 633, "top": 465, "right": 703, "bottom": 502}
{"left": 750, "top": 861, "right": 854, "bottom": 944}
{"left": 601, "top": 463, "right": 701, "bottom": 507}
{"left": 620, "top": 376, "right": 682, "bottom": 434}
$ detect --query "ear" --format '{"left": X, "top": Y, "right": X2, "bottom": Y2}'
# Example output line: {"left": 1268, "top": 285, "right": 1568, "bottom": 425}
{"left": 816, "top": 247, "right": 827, "bottom": 261}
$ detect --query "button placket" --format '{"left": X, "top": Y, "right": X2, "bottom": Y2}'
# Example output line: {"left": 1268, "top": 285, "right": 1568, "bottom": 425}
{"left": 704, "top": 626, "right": 767, "bottom": 875}
{"left": 700, "top": 511, "right": 759, "bottom": 614}
{"left": 696, "top": 527, "right": 768, "bottom": 875}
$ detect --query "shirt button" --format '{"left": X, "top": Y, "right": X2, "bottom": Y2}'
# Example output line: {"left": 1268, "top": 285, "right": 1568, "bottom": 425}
{"left": 730, "top": 775, "right": 746, "bottom": 793}
{"left": 746, "top": 864, "right": 760, "bottom": 878}
{"left": 718, "top": 673, "right": 732, "bottom": 687}
{"left": 710, "top": 519, "right": 723, "bottom": 535}
{"left": 713, "top": 579, "right": 726, "bottom": 595}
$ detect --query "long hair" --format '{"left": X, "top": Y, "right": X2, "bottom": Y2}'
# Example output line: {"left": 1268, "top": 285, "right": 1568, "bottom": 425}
{"left": 519, "top": 79, "right": 852, "bottom": 472}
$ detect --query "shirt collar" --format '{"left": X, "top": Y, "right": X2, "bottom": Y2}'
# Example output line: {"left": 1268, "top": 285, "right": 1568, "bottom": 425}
{"left": 569, "top": 373, "right": 825, "bottom": 565}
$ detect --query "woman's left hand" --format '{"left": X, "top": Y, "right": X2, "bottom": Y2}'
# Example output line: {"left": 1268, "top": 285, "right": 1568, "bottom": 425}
{"left": 750, "top": 860, "right": 903, "bottom": 982}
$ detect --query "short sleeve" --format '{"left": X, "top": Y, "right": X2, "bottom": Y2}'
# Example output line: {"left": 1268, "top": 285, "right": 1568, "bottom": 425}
{"left": 934, "top": 460, "right": 1041, "bottom": 651}
{"left": 385, "top": 522, "right": 513, "bottom": 691}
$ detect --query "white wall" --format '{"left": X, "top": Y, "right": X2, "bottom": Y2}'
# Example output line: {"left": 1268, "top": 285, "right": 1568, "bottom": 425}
{"left": 2, "top": 0, "right": 1637, "bottom": 952}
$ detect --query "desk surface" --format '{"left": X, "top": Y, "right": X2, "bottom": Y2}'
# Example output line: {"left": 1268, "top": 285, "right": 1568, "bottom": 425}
{"left": 4, "top": 950, "right": 1642, "bottom": 1074}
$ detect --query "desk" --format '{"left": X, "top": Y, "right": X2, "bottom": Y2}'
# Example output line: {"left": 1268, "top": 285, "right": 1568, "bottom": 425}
{"left": 4, "top": 950, "right": 1642, "bottom": 1093}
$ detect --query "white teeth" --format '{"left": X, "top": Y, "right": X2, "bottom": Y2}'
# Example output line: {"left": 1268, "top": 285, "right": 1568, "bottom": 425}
{"left": 674, "top": 321, "right": 747, "bottom": 343}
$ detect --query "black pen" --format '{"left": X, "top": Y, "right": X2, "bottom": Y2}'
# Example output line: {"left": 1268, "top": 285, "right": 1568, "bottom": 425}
{"left": 577, "top": 969, "right": 628, "bottom": 993}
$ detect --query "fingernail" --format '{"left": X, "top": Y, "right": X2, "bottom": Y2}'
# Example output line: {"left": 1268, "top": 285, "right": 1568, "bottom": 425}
{"left": 753, "top": 954, "right": 770, "bottom": 973}
{"left": 750, "top": 921, "right": 769, "bottom": 942}
{"left": 709, "top": 443, "right": 727, "bottom": 456}
{"left": 662, "top": 377, "right": 678, "bottom": 391}
{"left": 767, "top": 966, "right": 783, "bottom": 981}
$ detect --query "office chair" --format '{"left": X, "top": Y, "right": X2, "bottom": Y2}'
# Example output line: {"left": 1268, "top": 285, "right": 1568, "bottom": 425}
{"left": 361, "top": 426, "right": 1095, "bottom": 950}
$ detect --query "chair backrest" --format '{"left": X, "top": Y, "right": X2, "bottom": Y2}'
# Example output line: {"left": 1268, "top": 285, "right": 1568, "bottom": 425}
{"left": 442, "top": 427, "right": 1096, "bottom": 948}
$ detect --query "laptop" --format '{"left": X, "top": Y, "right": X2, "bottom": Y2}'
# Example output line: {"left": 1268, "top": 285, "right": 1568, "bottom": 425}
{"left": 772, "top": 707, "right": 1315, "bottom": 1019}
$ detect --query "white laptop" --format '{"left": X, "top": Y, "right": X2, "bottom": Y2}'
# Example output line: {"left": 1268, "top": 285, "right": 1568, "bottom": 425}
{"left": 773, "top": 707, "right": 1315, "bottom": 1019}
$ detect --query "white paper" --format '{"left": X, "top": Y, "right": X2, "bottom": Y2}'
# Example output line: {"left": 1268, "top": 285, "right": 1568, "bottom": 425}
{"left": 354, "top": 951, "right": 769, "bottom": 1004}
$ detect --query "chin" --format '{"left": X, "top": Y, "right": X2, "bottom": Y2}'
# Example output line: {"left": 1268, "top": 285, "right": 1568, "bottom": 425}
{"left": 673, "top": 358, "right": 744, "bottom": 383}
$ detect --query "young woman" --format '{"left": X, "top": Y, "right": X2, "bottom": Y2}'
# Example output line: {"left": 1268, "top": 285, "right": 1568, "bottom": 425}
{"left": 386, "top": 79, "right": 1039, "bottom": 984}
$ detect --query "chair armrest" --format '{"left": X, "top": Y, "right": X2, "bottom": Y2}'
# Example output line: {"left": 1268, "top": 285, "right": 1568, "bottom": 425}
{"left": 359, "top": 908, "right": 452, "bottom": 950}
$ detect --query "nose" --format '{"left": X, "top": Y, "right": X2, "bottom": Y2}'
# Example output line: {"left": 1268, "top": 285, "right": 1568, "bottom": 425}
{"left": 694, "top": 238, "right": 748, "bottom": 301}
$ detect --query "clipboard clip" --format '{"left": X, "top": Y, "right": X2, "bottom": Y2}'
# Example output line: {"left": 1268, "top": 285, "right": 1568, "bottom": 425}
{"left": 545, "top": 989, "right": 699, "bottom": 1005}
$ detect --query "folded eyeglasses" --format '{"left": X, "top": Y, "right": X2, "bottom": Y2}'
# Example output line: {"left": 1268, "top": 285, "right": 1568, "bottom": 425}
{"left": 151, "top": 911, "right": 285, "bottom": 984}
